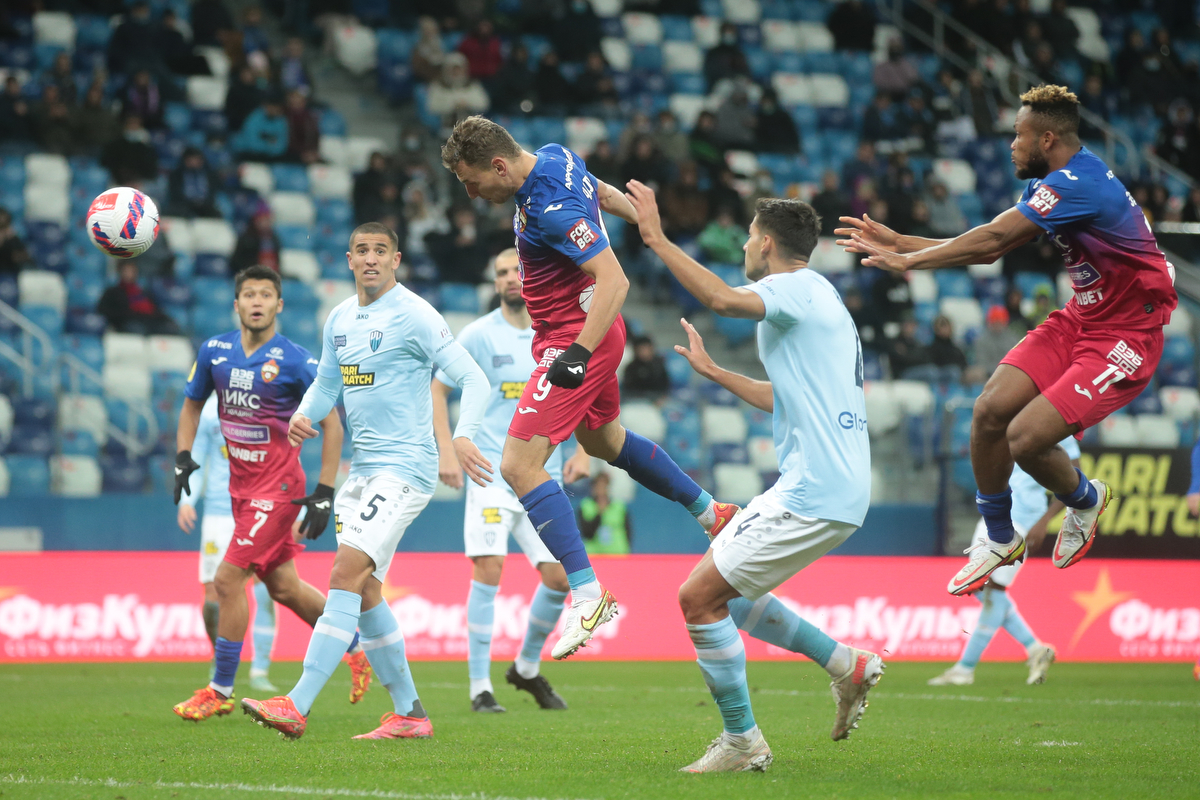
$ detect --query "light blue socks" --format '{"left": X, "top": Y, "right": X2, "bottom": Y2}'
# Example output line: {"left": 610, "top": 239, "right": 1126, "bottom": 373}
{"left": 959, "top": 586, "right": 1037, "bottom": 669}
{"left": 687, "top": 617, "right": 755, "bottom": 735}
{"left": 515, "top": 582, "right": 568, "bottom": 678}
{"left": 728, "top": 594, "right": 837, "bottom": 668}
{"left": 467, "top": 580, "right": 498, "bottom": 697}
{"left": 251, "top": 581, "right": 275, "bottom": 674}
{"left": 359, "top": 601, "right": 424, "bottom": 717}
{"left": 288, "top": 589, "right": 361, "bottom": 716}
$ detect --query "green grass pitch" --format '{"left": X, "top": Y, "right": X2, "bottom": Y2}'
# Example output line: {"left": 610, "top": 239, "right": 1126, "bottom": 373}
{"left": 1, "top": 661, "right": 1197, "bottom": 800}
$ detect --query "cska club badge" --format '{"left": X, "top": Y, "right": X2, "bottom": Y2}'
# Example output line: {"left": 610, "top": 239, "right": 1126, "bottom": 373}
{"left": 261, "top": 358, "right": 279, "bottom": 383}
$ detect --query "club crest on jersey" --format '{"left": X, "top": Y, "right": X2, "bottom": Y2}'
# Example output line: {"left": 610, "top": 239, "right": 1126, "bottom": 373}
{"left": 1028, "top": 185, "right": 1061, "bottom": 216}
{"left": 261, "top": 358, "right": 279, "bottom": 383}
{"left": 369, "top": 330, "right": 383, "bottom": 352}
{"left": 515, "top": 205, "right": 527, "bottom": 234}
{"left": 569, "top": 219, "right": 597, "bottom": 250}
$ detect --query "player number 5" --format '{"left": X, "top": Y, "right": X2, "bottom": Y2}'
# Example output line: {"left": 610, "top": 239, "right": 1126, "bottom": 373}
{"left": 360, "top": 494, "right": 386, "bottom": 521}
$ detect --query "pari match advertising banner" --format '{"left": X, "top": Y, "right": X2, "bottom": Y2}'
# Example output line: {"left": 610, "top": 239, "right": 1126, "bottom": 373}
{"left": 1077, "top": 446, "right": 1200, "bottom": 559}
{"left": 1, "top": 552, "right": 1198, "bottom": 664}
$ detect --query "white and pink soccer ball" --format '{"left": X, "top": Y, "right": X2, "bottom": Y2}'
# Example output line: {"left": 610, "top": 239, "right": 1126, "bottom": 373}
{"left": 86, "top": 186, "right": 160, "bottom": 258}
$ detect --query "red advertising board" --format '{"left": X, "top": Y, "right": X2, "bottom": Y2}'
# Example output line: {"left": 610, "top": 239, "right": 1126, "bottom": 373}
{"left": 2, "top": 553, "right": 1198, "bottom": 663}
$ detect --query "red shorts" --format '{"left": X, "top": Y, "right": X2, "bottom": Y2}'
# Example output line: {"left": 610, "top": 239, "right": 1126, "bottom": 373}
{"left": 508, "top": 320, "right": 626, "bottom": 445}
{"left": 1000, "top": 309, "right": 1163, "bottom": 432}
{"left": 225, "top": 497, "right": 304, "bottom": 580}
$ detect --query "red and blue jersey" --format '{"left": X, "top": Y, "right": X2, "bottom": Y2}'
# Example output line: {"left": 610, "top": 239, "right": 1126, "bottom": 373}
{"left": 184, "top": 331, "right": 319, "bottom": 501}
{"left": 1016, "top": 147, "right": 1176, "bottom": 330}
{"left": 513, "top": 144, "right": 612, "bottom": 334}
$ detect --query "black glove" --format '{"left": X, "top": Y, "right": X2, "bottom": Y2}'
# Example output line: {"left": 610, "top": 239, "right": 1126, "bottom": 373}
{"left": 546, "top": 342, "right": 592, "bottom": 389}
{"left": 291, "top": 483, "right": 335, "bottom": 540}
{"left": 174, "top": 450, "right": 200, "bottom": 505}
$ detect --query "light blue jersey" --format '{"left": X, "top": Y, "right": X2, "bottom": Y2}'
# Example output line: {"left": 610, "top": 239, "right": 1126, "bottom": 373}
{"left": 1010, "top": 436, "right": 1081, "bottom": 530}
{"left": 433, "top": 308, "right": 564, "bottom": 484}
{"left": 188, "top": 395, "right": 232, "bottom": 517}
{"left": 298, "top": 283, "right": 467, "bottom": 493}
{"left": 745, "top": 269, "right": 871, "bottom": 526}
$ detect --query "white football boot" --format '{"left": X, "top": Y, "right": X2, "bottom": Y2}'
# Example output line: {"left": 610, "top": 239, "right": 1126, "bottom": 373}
{"left": 680, "top": 728, "right": 773, "bottom": 773}
{"left": 1053, "top": 480, "right": 1112, "bottom": 568}
{"left": 1026, "top": 643, "right": 1056, "bottom": 685}
{"left": 830, "top": 648, "right": 885, "bottom": 740}
{"left": 948, "top": 531, "right": 1026, "bottom": 596}
{"left": 551, "top": 586, "right": 617, "bottom": 660}
{"left": 928, "top": 665, "right": 975, "bottom": 686}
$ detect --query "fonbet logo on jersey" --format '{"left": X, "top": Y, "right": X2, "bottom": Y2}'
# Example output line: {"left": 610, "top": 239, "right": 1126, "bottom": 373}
{"left": 1028, "top": 184, "right": 1061, "bottom": 217}
{"left": 341, "top": 364, "right": 375, "bottom": 386}
{"left": 569, "top": 219, "right": 598, "bottom": 251}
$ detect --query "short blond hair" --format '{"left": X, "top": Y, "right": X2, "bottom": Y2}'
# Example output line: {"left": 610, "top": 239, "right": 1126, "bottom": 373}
{"left": 441, "top": 116, "right": 522, "bottom": 170}
{"left": 1020, "top": 84, "right": 1080, "bottom": 137}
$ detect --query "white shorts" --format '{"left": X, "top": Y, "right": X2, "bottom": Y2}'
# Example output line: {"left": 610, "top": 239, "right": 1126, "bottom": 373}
{"left": 334, "top": 474, "right": 432, "bottom": 583}
{"left": 971, "top": 518, "right": 1029, "bottom": 587}
{"left": 199, "top": 514, "right": 236, "bottom": 584}
{"left": 463, "top": 482, "right": 557, "bottom": 567}
{"left": 710, "top": 488, "right": 857, "bottom": 601}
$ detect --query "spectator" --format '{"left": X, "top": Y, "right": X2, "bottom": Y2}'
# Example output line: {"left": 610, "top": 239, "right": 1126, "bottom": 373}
{"left": 964, "top": 69, "right": 998, "bottom": 137}
{"left": 159, "top": 9, "right": 210, "bottom": 76}
{"left": 230, "top": 207, "right": 281, "bottom": 273}
{"left": 861, "top": 92, "right": 903, "bottom": 143}
{"left": 46, "top": 52, "right": 78, "bottom": 106}
{"left": 622, "top": 335, "right": 670, "bottom": 400}
{"left": 971, "top": 305, "right": 1022, "bottom": 381}
{"left": 1040, "top": 0, "right": 1079, "bottom": 59}
{"left": 885, "top": 316, "right": 931, "bottom": 378}
{"left": 618, "top": 112, "right": 655, "bottom": 161}
{"left": 827, "top": 0, "right": 876, "bottom": 51}
{"left": 552, "top": 0, "right": 602, "bottom": 64}
{"left": 98, "top": 260, "right": 182, "bottom": 335}
{"left": 755, "top": 88, "right": 800, "bottom": 154}
{"left": 354, "top": 152, "right": 394, "bottom": 224}
{"left": 688, "top": 111, "right": 724, "bottom": 172}
{"left": 902, "top": 91, "right": 937, "bottom": 155}
{"left": 621, "top": 136, "right": 669, "bottom": 189}
{"left": 1182, "top": 188, "right": 1200, "bottom": 223}
{"left": 709, "top": 168, "right": 744, "bottom": 220}
{"left": 662, "top": 160, "right": 709, "bottom": 237}
{"left": 577, "top": 472, "right": 632, "bottom": 555}
{"left": 0, "top": 208, "right": 31, "bottom": 276}
{"left": 840, "top": 288, "right": 879, "bottom": 349}
{"left": 411, "top": 16, "right": 446, "bottom": 84}
{"left": 1078, "top": 74, "right": 1116, "bottom": 140}
{"left": 403, "top": 184, "right": 450, "bottom": 260}
{"left": 278, "top": 37, "right": 313, "bottom": 95}
{"left": 1028, "top": 285, "right": 1055, "bottom": 327}
{"left": 653, "top": 110, "right": 689, "bottom": 163}
{"left": 704, "top": 22, "right": 750, "bottom": 91}
{"left": 73, "top": 83, "right": 121, "bottom": 154}
{"left": 698, "top": 206, "right": 746, "bottom": 264}
{"left": 585, "top": 139, "right": 621, "bottom": 187}
{"left": 224, "top": 67, "right": 264, "bottom": 133}
{"left": 167, "top": 147, "right": 220, "bottom": 218}
{"left": 1030, "top": 41, "right": 1061, "bottom": 85}
{"left": 907, "top": 199, "right": 936, "bottom": 239}
{"left": 1013, "top": 19, "right": 1046, "bottom": 68}
{"left": 458, "top": 19, "right": 503, "bottom": 82}
{"left": 490, "top": 42, "right": 535, "bottom": 114}
{"left": 360, "top": 182, "right": 408, "bottom": 248}
{"left": 240, "top": 6, "right": 270, "bottom": 57}
{"left": 108, "top": 2, "right": 162, "bottom": 76}
{"left": 191, "top": 0, "right": 235, "bottom": 48}
{"left": 284, "top": 89, "right": 320, "bottom": 163}
{"left": 236, "top": 94, "right": 289, "bottom": 161}
{"left": 1114, "top": 29, "right": 1146, "bottom": 92}
{"left": 849, "top": 178, "right": 878, "bottom": 219}
{"left": 925, "top": 180, "right": 967, "bottom": 237}
{"left": 33, "top": 85, "right": 75, "bottom": 155}
{"left": 712, "top": 80, "right": 757, "bottom": 149}
{"left": 1005, "top": 287, "right": 1033, "bottom": 332}
{"left": 811, "top": 170, "right": 851, "bottom": 236}
{"left": 427, "top": 53, "right": 490, "bottom": 127}
{"left": 926, "top": 315, "right": 967, "bottom": 382}
{"left": 744, "top": 169, "right": 777, "bottom": 222}
{"left": 574, "top": 51, "right": 619, "bottom": 116}
{"left": 122, "top": 70, "right": 164, "bottom": 130}
{"left": 534, "top": 51, "right": 572, "bottom": 116}
{"left": 1155, "top": 100, "right": 1199, "bottom": 180}
{"left": 101, "top": 115, "right": 159, "bottom": 186}
{"left": 872, "top": 39, "right": 920, "bottom": 98}
{"left": 427, "top": 206, "right": 489, "bottom": 283}
{"left": 872, "top": 270, "right": 914, "bottom": 327}
{"left": 842, "top": 141, "right": 879, "bottom": 195}
{"left": 0, "top": 76, "right": 33, "bottom": 142}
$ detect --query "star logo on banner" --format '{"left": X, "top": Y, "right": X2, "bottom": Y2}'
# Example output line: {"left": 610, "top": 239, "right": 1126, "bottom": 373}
{"left": 1069, "top": 568, "right": 1136, "bottom": 649}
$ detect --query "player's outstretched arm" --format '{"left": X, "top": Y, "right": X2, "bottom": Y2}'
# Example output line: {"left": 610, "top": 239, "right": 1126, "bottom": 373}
{"left": 430, "top": 377, "right": 464, "bottom": 489}
{"left": 596, "top": 179, "right": 638, "bottom": 224}
{"left": 676, "top": 318, "right": 773, "bottom": 412}
{"left": 439, "top": 346, "right": 494, "bottom": 487}
{"left": 850, "top": 207, "right": 1042, "bottom": 273}
{"left": 625, "top": 180, "right": 766, "bottom": 320}
{"left": 834, "top": 213, "right": 946, "bottom": 255}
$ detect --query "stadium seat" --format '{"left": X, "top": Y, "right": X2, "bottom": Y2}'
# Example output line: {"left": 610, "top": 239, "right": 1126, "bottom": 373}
{"left": 279, "top": 249, "right": 320, "bottom": 285}
{"left": 1159, "top": 335, "right": 1195, "bottom": 371}
{"left": 439, "top": 283, "right": 479, "bottom": 314}
{"left": 187, "top": 76, "right": 227, "bottom": 111}
{"left": 690, "top": 16, "right": 720, "bottom": 47}
{"left": 8, "top": 421, "right": 54, "bottom": 457}
{"left": 270, "top": 192, "right": 316, "bottom": 227}
{"left": 0, "top": 394, "right": 11, "bottom": 448}
{"left": 101, "top": 454, "right": 148, "bottom": 493}
{"left": 146, "top": 335, "right": 194, "bottom": 374}
{"left": 26, "top": 153, "right": 70, "bottom": 187}
{"left": 600, "top": 38, "right": 632, "bottom": 72}
{"left": 18, "top": 270, "right": 67, "bottom": 313}
{"left": 51, "top": 454, "right": 102, "bottom": 497}
{"left": 1098, "top": 415, "right": 1137, "bottom": 447}
{"left": 906, "top": 271, "right": 936, "bottom": 303}
{"left": 1134, "top": 414, "right": 1181, "bottom": 448}
{"left": 0, "top": 457, "right": 8, "bottom": 496}
{"left": 195, "top": 45, "right": 232, "bottom": 80}
{"left": 102, "top": 332, "right": 147, "bottom": 367}
{"left": 620, "top": 402, "right": 667, "bottom": 442}
{"left": 318, "top": 136, "right": 350, "bottom": 170}
{"left": 722, "top": 0, "right": 761, "bottom": 23}
{"left": 1066, "top": 7, "right": 1108, "bottom": 61}
{"left": 935, "top": 270, "right": 974, "bottom": 299}
{"left": 967, "top": 260, "right": 1003, "bottom": 278}
{"left": 191, "top": 219, "right": 236, "bottom": 256}
{"left": 1165, "top": 305, "right": 1192, "bottom": 339}
{"left": 747, "top": 435, "right": 777, "bottom": 471}
{"left": 33, "top": 11, "right": 75, "bottom": 47}
{"left": 565, "top": 118, "right": 609, "bottom": 157}
{"left": 938, "top": 297, "right": 984, "bottom": 342}
{"left": 308, "top": 165, "right": 353, "bottom": 200}
{"left": 863, "top": 381, "right": 901, "bottom": 435}
{"left": 22, "top": 305, "right": 64, "bottom": 334}
{"left": 810, "top": 237, "right": 854, "bottom": 275}
{"left": 443, "top": 312, "right": 478, "bottom": 338}
{"left": 6, "top": 455, "right": 50, "bottom": 496}
{"left": 1160, "top": 387, "right": 1200, "bottom": 422}
{"left": 725, "top": 150, "right": 758, "bottom": 177}
{"left": 240, "top": 162, "right": 275, "bottom": 196}
{"left": 797, "top": 21, "right": 835, "bottom": 52}
{"left": 663, "top": 41, "right": 703, "bottom": 73}
{"left": 714, "top": 463, "right": 762, "bottom": 504}
{"left": 932, "top": 159, "right": 977, "bottom": 194}
{"left": 161, "top": 217, "right": 195, "bottom": 255}
{"left": 668, "top": 94, "right": 708, "bottom": 129}
{"left": 762, "top": 21, "right": 799, "bottom": 52}
{"left": 771, "top": 73, "right": 812, "bottom": 105}
{"left": 622, "top": 12, "right": 663, "bottom": 44}
{"left": 272, "top": 164, "right": 310, "bottom": 194}
{"left": 23, "top": 183, "right": 70, "bottom": 225}
{"left": 711, "top": 442, "right": 749, "bottom": 465}
{"left": 344, "top": 137, "right": 390, "bottom": 173}
{"left": 103, "top": 363, "right": 152, "bottom": 402}
{"left": 891, "top": 380, "right": 935, "bottom": 416}
{"left": 315, "top": 279, "right": 355, "bottom": 316}
{"left": 702, "top": 406, "right": 749, "bottom": 444}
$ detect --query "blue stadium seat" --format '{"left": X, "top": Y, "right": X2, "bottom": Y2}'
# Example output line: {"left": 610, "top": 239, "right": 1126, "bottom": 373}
{"left": 319, "top": 108, "right": 347, "bottom": 137}
{"left": 192, "top": 110, "right": 227, "bottom": 136}
{"left": 66, "top": 311, "right": 106, "bottom": 336}
{"left": 974, "top": 277, "right": 1006, "bottom": 306}
{"left": 276, "top": 224, "right": 314, "bottom": 251}
{"left": 272, "top": 164, "right": 310, "bottom": 193}
{"left": 376, "top": 28, "right": 417, "bottom": 63}
{"left": 700, "top": 381, "right": 739, "bottom": 407}
{"left": 192, "top": 304, "right": 234, "bottom": 339}
{"left": 841, "top": 52, "right": 873, "bottom": 84}
{"left": 745, "top": 48, "right": 774, "bottom": 81}
{"left": 26, "top": 221, "right": 66, "bottom": 250}
{"left": 75, "top": 14, "right": 114, "bottom": 51}
{"left": 863, "top": 350, "right": 884, "bottom": 381}
{"left": 439, "top": 283, "right": 479, "bottom": 314}
{"left": 153, "top": 279, "right": 193, "bottom": 308}
{"left": 7, "top": 423, "right": 53, "bottom": 457}
{"left": 22, "top": 305, "right": 64, "bottom": 334}
{"left": 6, "top": 455, "right": 50, "bottom": 496}
{"left": 101, "top": 453, "right": 148, "bottom": 493}
{"left": 66, "top": 275, "right": 103, "bottom": 312}
{"left": 316, "top": 198, "right": 353, "bottom": 228}
{"left": 664, "top": 404, "right": 702, "bottom": 441}
{"left": 61, "top": 429, "right": 99, "bottom": 458}
{"left": 152, "top": 370, "right": 189, "bottom": 401}
{"left": 761, "top": 0, "right": 796, "bottom": 19}
{"left": 1014, "top": 272, "right": 1054, "bottom": 299}
{"left": 281, "top": 279, "right": 318, "bottom": 313}
{"left": 665, "top": 436, "right": 703, "bottom": 472}
{"left": 661, "top": 15, "right": 694, "bottom": 41}
{"left": 529, "top": 118, "right": 566, "bottom": 146}
{"left": 164, "top": 102, "right": 192, "bottom": 134}
{"left": 193, "top": 253, "right": 230, "bottom": 278}
{"left": 1130, "top": 380, "right": 1163, "bottom": 415}
{"left": 665, "top": 350, "right": 693, "bottom": 388}
{"left": 1160, "top": 336, "right": 1195, "bottom": 371}
{"left": 281, "top": 314, "right": 319, "bottom": 353}
{"left": 670, "top": 73, "right": 707, "bottom": 94}
{"left": 699, "top": 0, "right": 722, "bottom": 16}
{"left": 795, "top": 0, "right": 830, "bottom": 20}
{"left": 934, "top": 270, "right": 974, "bottom": 299}
{"left": 34, "top": 43, "right": 64, "bottom": 70}
{"left": 711, "top": 443, "right": 749, "bottom": 465}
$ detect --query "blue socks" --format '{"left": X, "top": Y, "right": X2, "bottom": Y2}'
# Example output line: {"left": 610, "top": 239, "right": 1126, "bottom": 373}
{"left": 1055, "top": 467, "right": 1098, "bottom": 510}
{"left": 289, "top": 589, "right": 361, "bottom": 716}
{"left": 251, "top": 581, "right": 275, "bottom": 673}
{"left": 210, "top": 636, "right": 243, "bottom": 696}
{"left": 728, "top": 594, "right": 836, "bottom": 668}
{"left": 359, "top": 601, "right": 424, "bottom": 717}
{"left": 521, "top": 480, "right": 592, "bottom": 576}
{"left": 609, "top": 431, "right": 706, "bottom": 512}
{"left": 688, "top": 617, "right": 755, "bottom": 735}
{"left": 516, "top": 583, "right": 569, "bottom": 677}
{"left": 977, "top": 488, "right": 1016, "bottom": 544}
{"left": 467, "top": 581, "right": 498, "bottom": 694}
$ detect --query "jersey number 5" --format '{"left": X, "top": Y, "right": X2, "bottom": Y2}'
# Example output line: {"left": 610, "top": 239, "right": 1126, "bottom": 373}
{"left": 361, "top": 494, "right": 386, "bottom": 521}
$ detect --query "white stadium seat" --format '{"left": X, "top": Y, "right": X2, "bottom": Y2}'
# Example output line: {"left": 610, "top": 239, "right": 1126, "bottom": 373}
{"left": 714, "top": 464, "right": 763, "bottom": 504}
{"left": 33, "top": 12, "right": 75, "bottom": 47}
{"left": 771, "top": 73, "right": 813, "bottom": 106}
{"left": 239, "top": 162, "right": 275, "bottom": 196}
{"left": 103, "top": 363, "right": 151, "bottom": 401}
{"left": 1056, "top": 271, "right": 1074, "bottom": 306}
{"left": 863, "top": 381, "right": 901, "bottom": 435}
{"left": 620, "top": 401, "right": 667, "bottom": 443}
{"left": 967, "top": 260, "right": 1003, "bottom": 278}
{"left": 565, "top": 118, "right": 609, "bottom": 158}
{"left": 195, "top": 45, "right": 231, "bottom": 79}
{"left": 725, "top": 150, "right": 759, "bottom": 177}
{"left": 600, "top": 38, "right": 632, "bottom": 72}
{"left": 102, "top": 332, "right": 147, "bottom": 366}
{"left": 315, "top": 279, "right": 355, "bottom": 307}
{"left": 280, "top": 250, "right": 321, "bottom": 285}
{"left": 318, "top": 136, "right": 350, "bottom": 170}
{"left": 52, "top": 455, "right": 102, "bottom": 498}
{"left": 186, "top": 76, "right": 227, "bottom": 111}
{"left": 191, "top": 219, "right": 237, "bottom": 256}
{"left": 333, "top": 22, "right": 377, "bottom": 75}
{"left": 762, "top": 21, "right": 800, "bottom": 53}
{"left": 269, "top": 191, "right": 316, "bottom": 227}
{"left": 344, "top": 137, "right": 389, "bottom": 173}
{"left": 307, "top": 164, "right": 353, "bottom": 200}
{"left": 663, "top": 41, "right": 703, "bottom": 73}
{"left": 443, "top": 312, "right": 478, "bottom": 337}
{"left": 668, "top": 94, "right": 709, "bottom": 129}
{"left": 1160, "top": 387, "right": 1200, "bottom": 421}
{"left": 1165, "top": 305, "right": 1192, "bottom": 339}
{"left": 891, "top": 380, "right": 934, "bottom": 416}
{"left": 703, "top": 406, "right": 748, "bottom": 444}
{"left": 1134, "top": 414, "right": 1181, "bottom": 448}
{"left": 810, "top": 73, "right": 849, "bottom": 107}
{"left": 622, "top": 13, "right": 663, "bottom": 45}
{"left": 26, "top": 153, "right": 70, "bottom": 187}
{"left": 938, "top": 297, "right": 984, "bottom": 342}
{"left": 59, "top": 393, "right": 108, "bottom": 444}
{"left": 0, "top": 458, "right": 9, "bottom": 497}
{"left": 590, "top": 0, "right": 623, "bottom": 16}
{"left": 0, "top": 395, "right": 12, "bottom": 450}
{"left": 161, "top": 217, "right": 195, "bottom": 255}
{"left": 1066, "top": 7, "right": 1108, "bottom": 61}
{"left": 933, "top": 159, "right": 977, "bottom": 194}
{"left": 721, "top": 0, "right": 761, "bottom": 24}
{"left": 692, "top": 16, "right": 721, "bottom": 48}
{"left": 811, "top": 237, "right": 854, "bottom": 275}
{"left": 18, "top": 270, "right": 67, "bottom": 313}
{"left": 873, "top": 24, "right": 900, "bottom": 62}
{"left": 908, "top": 270, "right": 938, "bottom": 303}
{"left": 23, "top": 183, "right": 69, "bottom": 225}
{"left": 747, "top": 435, "right": 778, "bottom": 472}
{"left": 797, "top": 22, "right": 835, "bottom": 52}
{"left": 1098, "top": 415, "right": 1137, "bottom": 447}
{"left": 146, "top": 335, "right": 194, "bottom": 374}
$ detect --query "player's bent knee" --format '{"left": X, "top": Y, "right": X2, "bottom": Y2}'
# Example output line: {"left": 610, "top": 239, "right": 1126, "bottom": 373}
{"left": 471, "top": 555, "right": 504, "bottom": 585}
{"left": 972, "top": 390, "right": 1014, "bottom": 436}
{"left": 1006, "top": 422, "right": 1055, "bottom": 465}
{"left": 677, "top": 579, "right": 717, "bottom": 625}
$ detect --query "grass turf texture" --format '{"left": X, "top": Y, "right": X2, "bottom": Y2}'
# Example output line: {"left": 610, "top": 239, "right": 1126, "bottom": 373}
{"left": 0, "top": 662, "right": 1196, "bottom": 800}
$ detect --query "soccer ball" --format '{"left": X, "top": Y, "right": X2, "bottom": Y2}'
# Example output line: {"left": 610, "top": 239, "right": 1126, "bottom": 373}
{"left": 86, "top": 186, "right": 160, "bottom": 258}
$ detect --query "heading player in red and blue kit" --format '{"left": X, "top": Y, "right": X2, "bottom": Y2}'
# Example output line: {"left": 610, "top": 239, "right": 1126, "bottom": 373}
{"left": 839, "top": 85, "right": 1178, "bottom": 595}
{"left": 442, "top": 117, "right": 739, "bottom": 659}
{"left": 171, "top": 266, "right": 369, "bottom": 721}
